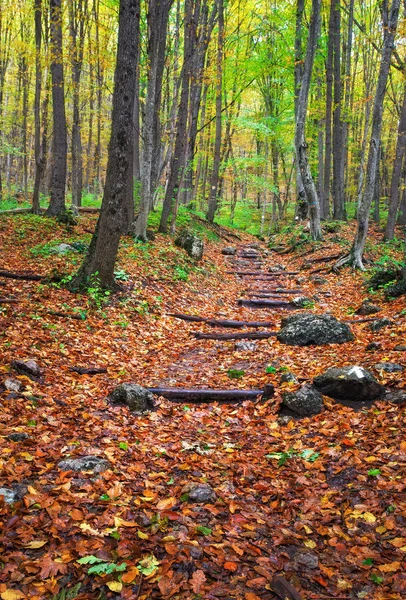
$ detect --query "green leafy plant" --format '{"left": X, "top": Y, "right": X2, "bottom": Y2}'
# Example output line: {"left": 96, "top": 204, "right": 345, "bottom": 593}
{"left": 114, "top": 269, "right": 130, "bottom": 282}
{"left": 266, "top": 448, "right": 319, "bottom": 467}
{"left": 370, "top": 573, "right": 384, "bottom": 585}
{"left": 196, "top": 525, "right": 212, "bottom": 536}
{"left": 174, "top": 265, "right": 189, "bottom": 281}
{"left": 118, "top": 441, "right": 128, "bottom": 451}
{"left": 368, "top": 469, "right": 381, "bottom": 477}
{"left": 77, "top": 555, "right": 127, "bottom": 576}
{"left": 51, "top": 583, "right": 82, "bottom": 600}
{"left": 265, "top": 365, "right": 277, "bottom": 374}
{"left": 227, "top": 369, "right": 245, "bottom": 379}
{"left": 137, "top": 554, "right": 160, "bottom": 576}
{"left": 87, "top": 273, "right": 111, "bottom": 310}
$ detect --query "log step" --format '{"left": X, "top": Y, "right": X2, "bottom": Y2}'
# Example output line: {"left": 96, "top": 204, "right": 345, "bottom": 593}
{"left": 194, "top": 331, "right": 277, "bottom": 340}
{"left": 147, "top": 385, "right": 274, "bottom": 403}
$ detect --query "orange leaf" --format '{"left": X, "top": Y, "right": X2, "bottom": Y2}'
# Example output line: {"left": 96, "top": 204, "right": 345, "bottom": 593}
{"left": 224, "top": 561, "right": 238, "bottom": 572}
{"left": 156, "top": 496, "right": 177, "bottom": 511}
{"left": 122, "top": 566, "right": 139, "bottom": 583}
{"left": 70, "top": 509, "right": 84, "bottom": 521}
{"left": 190, "top": 569, "right": 206, "bottom": 594}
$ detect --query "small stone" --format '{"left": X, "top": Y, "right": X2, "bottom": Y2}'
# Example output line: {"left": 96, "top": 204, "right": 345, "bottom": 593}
{"left": 8, "top": 432, "right": 29, "bottom": 442}
{"left": 355, "top": 301, "right": 381, "bottom": 316}
{"left": 108, "top": 383, "right": 155, "bottom": 413}
{"left": 374, "top": 362, "right": 403, "bottom": 373}
{"left": 221, "top": 246, "right": 236, "bottom": 255}
{"left": 175, "top": 230, "right": 204, "bottom": 260}
{"left": 313, "top": 366, "right": 385, "bottom": 402}
{"left": 0, "top": 488, "right": 18, "bottom": 504}
{"left": 366, "top": 342, "right": 381, "bottom": 351}
{"left": 384, "top": 390, "right": 406, "bottom": 404}
{"left": 280, "top": 371, "right": 298, "bottom": 384}
{"left": 187, "top": 483, "right": 216, "bottom": 504}
{"left": 4, "top": 378, "right": 22, "bottom": 393}
{"left": 58, "top": 455, "right": 110, "bottom": 473}
{"left": 296, "top": 277, "right": 306, "bottom": 285}
{"left": 394, "top": 344, "right": 406, "bottom": 352}
{"left": 50, "top": 243, "right": 76, "bottom": 254}
{"left": 292, "top": 296, "right": 313, "bottom": 308}
{"left": 11, "top": 359, "right": 42, "bottom": 380}
{"left": 293, "top": 550, "right": 319, "bottom": 570}
{"left": 369, "top": 318, "right": 392, "bottom": 332}
{"left": 282, "top": 384, "right": 323, "bottom": 417}
{"left": 234, "top": 341, "right": 256, "bottom": 351}
{"left": 311, "top": 276, "right": 328, "bottom": 285}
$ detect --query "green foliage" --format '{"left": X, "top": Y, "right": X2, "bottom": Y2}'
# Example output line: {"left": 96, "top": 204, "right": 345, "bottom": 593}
{"left": 265, "top": 365, "right": 277, "bottom": 374}
{"left": 174, "top": 265, "right": 189, "bottom": 281}
{"left": 77, "top": 555, "right": 127, "bottom": 576}
{"left": 87, "top": 273, "right": 111, "bottom": 309}
{"left": 51, "top": 583, "right": 82, "bottom": 600}
{"left": 196, "top": 525, "right": 212, "bottom": 536}
{"left": 137, "top": 555, "right": 160, "bottom": 576}
{"left": 114, "top": 268, "right": 130, "bottom": 281}
{"left": 227, "top": 369, "right": 245, "bottom": 379}
{"left": 370, "top": 573, "right": 384, "bottom": 585}
{"left": 368, "top": 469, "right": 381, "bottom": 477}
{"left": 266, "top": 448, "right": 320, "bottom": 467}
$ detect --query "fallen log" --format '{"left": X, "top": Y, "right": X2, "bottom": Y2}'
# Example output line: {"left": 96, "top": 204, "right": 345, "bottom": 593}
{"left": 228, "top": 271, "right": 299, "bottom": 276}
{"left": 147, "top": 385, "right": 274, "bottom": 403}
{"left": 206, "top": 319, "right": 275, "bottom": 328}
{"left": 0, "top": 298, "right": 18, "bottom": 303}
{"left": 270, "top": 576, "right": 304, "bottom": 600}
{"left": 238, "top": 299, "right": 296, "bottom": 309}
{"left": 247, "top": 290, "right": 302, "bottom": 297}
{"left": 167, "top": 312, "right": 208, "bottom": 323}
{"left": 305, "top": 252, "right": 341, "bottom": 264}
{"left": 0, "top": 269, "right": 45, "bottom": 281}
{"left": 69, "top": 366, "right": 107, "bottom": 375}
{"left": 344, "top": 317, "right": 382, "bottom": 324}
{"left": 194, "top": 331, "right": 277, "bottom": 340}
{"left": 247, "top": 288, "right": 303, "bottom": 294}
{"left": 47, "top": 311, "right": 86, "bottom": 320}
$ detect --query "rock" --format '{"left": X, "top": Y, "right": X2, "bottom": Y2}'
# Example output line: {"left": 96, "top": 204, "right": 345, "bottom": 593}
{"left": 296, "top": 277, "right": 306, "bottom": 285}
{"left": 69, "top": 240, "right": 88, "bottom": 253}
{"left": 311, "top": 276, "right": 328, "bottom": 285}
{"left": 384, "top": 278, "right": 406, "bottom": 299}
{"left": 292, "top": 550, "right": 319, "bottom": 570}
{"left": 234, "top": 341, "right": 256, "bottom": 351}
{"left": 108, "top": 383, "right": 155, "bottom": 413}
{"left": 0, "top": 485, "right": 26, "bottom": 504}
{"left": 4, "top": 378, "right": 23, "bottom": 393}
{"left": 313, "top": 366, "right": 385, "bottom": 402}
{"left": 292, "top": 296, "right": 313, "bottom": 308}
{"left": 366, "top": 342, "right": 381, "bottom": 351}
{"left": 146, "top": 229, "right": 156, "bottom": 242}
{"left": 11, "top": 359, "right": 42, "bottom": 380}
{"left": 269, "top": 264, "right": 286, "bottom": 272}
{"left": 384, "top": 390, "right": 406, "bottom": 405}
{"left": 280, "top": 371, "right": 298, "bottom": 384}
{"left": 187, "top": 483, "right": 216, "bottom": 504}
{"left": 369, "top": 318, "right": 392, "bottom": 332}
{"left": 175, "top": 230, "right": 204, "bottom": 260}
{"left": 394, "top": 344, "right": 406, "bottom": 352}
{"left": 50, "top": 243, "right": 76, "bottom": 254}
{"left": 8, "top": 432, "right": 29, "bottom": 442}
{"left": 221, "top": 246, "right": 236, "bottom": 255}
{"left": 277, "top": 313, "right": 354, "bottom": 346}
{"left": 58, "top": 455, "right": 110, "bottom": 473}
{"left": 355, "top": 301, "right": 381, "bottom": 316}
{"left": 374, "top": 362, "right": 403, "bottom": 373}
{"left": 282, "top": 384, "right": 323, "bottom": 417}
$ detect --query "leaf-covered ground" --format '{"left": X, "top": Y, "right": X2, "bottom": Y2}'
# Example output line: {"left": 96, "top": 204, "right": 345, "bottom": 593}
{"left": 0, "top": 215, "right": 405, "bottom": 600}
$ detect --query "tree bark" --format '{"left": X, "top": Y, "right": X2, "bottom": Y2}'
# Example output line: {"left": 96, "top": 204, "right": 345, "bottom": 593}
{"left": 69, "top": 0, "right": 140, "bottom": 290}
{"left": 47, "top": 0, "right": 67, "bottom": 217}
{"left": 294, "top": 0, "right": 323, "bottom": 240}
{"left": 32, "top": 0, "right": 44, "bottom": 214}
{"left": 332, "top": 0, "right": 345, "bottom": 220}
{"left": 385, "top": 84, "right": 406, "bottom": 240}
{"left": 336, "top": 0, "right": 401, "bottom": 269}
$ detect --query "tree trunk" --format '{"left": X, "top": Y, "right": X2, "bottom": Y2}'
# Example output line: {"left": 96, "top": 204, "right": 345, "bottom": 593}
{"left": 323, "top": 0, "right": 334, "bottom": 218}
{"left": 69, "top": 0, "right": 140, "bottom": 290}
{"left": 336, "top": 0, "right": 401, "bottom": 269}
{"left": 47, "top": 0, "right": 67, "bottom": 217}
{"left": 134, "top": 0, "right": 173, "bottom": 240}
{"left": 206, "top": 0, "right": 224, "bottom": 223}
{"left": 159, "top": 0, "right": 196, "bottom": 233}
{"left": 385, "top": 84, "right": 406, "bottom": 240}
{"left": 32, "top": 0, "right": 44, "bottom": 214}
{"left": 294, "top": 0, "right": 323, "bottom": 241}
{"left": 332, "top": 0, "right": 345, "bottom": 219}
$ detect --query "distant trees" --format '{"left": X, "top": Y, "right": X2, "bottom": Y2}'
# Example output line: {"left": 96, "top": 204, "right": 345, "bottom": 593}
{"left": 0, "top": 0, "right": 405, "bottom": 259}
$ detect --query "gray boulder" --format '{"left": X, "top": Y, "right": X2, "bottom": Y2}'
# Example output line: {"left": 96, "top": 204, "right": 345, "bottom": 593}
{"left": 313, "top": 366, "right": 385, "bottom": 401}
{"left": 369, "top": 318, "right": 392, "bottom": 332}
{"left": 11, "top": 359, "right": 42, "bottom": 380}
{"left": 175, "top": 231, "right": 204, "bottom": 260}
{"left": 108, "top": 383, "right": 154, "bottom": 412}
{"left": 355, "top": 301, "right": 381, "bottom": 316}
{"left": 0, "top": 488, "right": 19, "bottom": 504}
{"left": 235, "top": 341, "right": 256, "bottom": 351}
{"left": 292, "top": 296, "right": 313, "bottom": 308}
{"left": 50, "top": 243, "right": 76, "bottom": 254}
{"left": 4, "top": 378, "right": 23, "bottom": 393}
{"left": 394, "top": 344, "right": 406, "bottom": 352}
{"left": 58, "top": 455, "right": 110, "bottom": 473}
{"left": 280, "top": 371, "right": 298, "bottom": 384}
{"left": 187, "top": 483, "right": 217, "bottom": 503}
{"left": 311, "top": 276, "right": 328, "bottom": 285}
{"left": 221, "top": 246, "right": 236, "bottom": 255}
{"left": 374, "top": 362, "right": 403, "bottom": 373}
{"left": 8, "top": 432, "right": 29, "bottom": 442}
{"left": 277, "top": 313, "right": 354, "bottom": 346}
{"left": 384, "top": 390, "right": 406, "bottom": 405}
{"left": 282, "top": 384, "right": 323, "bottom": 417}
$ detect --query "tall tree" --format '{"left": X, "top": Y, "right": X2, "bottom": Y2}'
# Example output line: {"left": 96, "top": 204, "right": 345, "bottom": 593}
{"left": 46, "top": 0, "right": 67, "bottom": 216}
{"left": 336, "top": 0, "right": 401, "bottom": 269}
{"left": 134, "top": 0, "right": 173, "bottom": 241}
{"left": 206, "top": 0, "right": 224, "bottom": 223}
{"left": 294, "top": 0, "right": 323, "bottom": 240}
{"left": 70, "top": 0, "right": 140, "bottom": 289}
{"left": 385, "top": 83, "right": 406, "bottom": 240}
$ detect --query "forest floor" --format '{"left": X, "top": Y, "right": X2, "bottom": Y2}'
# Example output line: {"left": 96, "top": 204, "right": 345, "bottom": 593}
{"left": 0, "top": 213, "right": 405, "bottom": 600}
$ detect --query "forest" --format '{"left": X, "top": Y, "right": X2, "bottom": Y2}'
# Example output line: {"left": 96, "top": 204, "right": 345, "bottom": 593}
{"left": 0, "top": 0, "right": 406, "bottom": 599}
